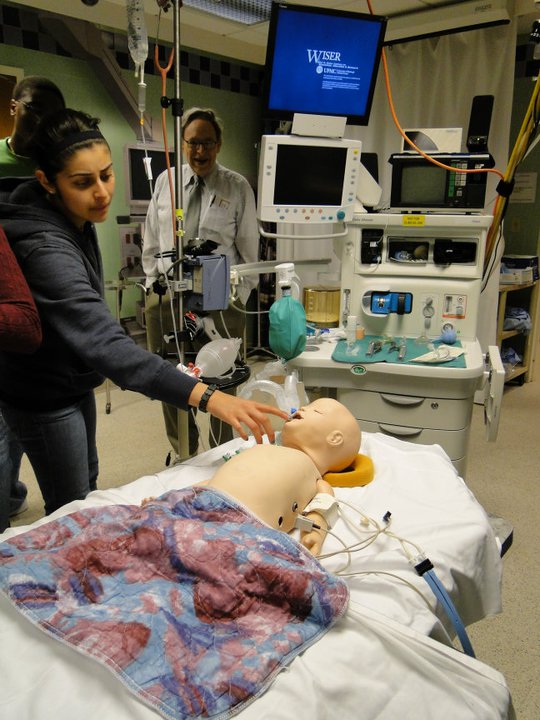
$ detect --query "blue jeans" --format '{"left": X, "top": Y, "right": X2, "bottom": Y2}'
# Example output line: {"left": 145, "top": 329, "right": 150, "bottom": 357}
{"left": 0, "top": 412, "right": 17, "bottom": 532}
{"left": 1, "top": 392, "right": 98, "bottom": 516}
{"left": 0, "top": 411, "right": 28, "bottom": 532}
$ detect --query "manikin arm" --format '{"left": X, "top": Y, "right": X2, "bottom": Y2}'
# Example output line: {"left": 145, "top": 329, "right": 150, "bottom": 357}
{"left": 300, "top": 478, "right": 335, "bottom": 556}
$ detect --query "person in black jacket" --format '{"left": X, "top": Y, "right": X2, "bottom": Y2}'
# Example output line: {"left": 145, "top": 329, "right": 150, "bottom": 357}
{"left": 0, "top": 226, "right": 42, "bottom": 531}
{"left": 0, "top": 108, "right": 286, "bottom": 516}
{"left": 0, "top": 75, "right": 65, "bottom": 519}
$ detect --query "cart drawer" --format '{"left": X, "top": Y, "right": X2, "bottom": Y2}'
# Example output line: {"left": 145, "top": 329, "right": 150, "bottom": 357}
{"left": 337, "top": 388, "right": 473, "bottom": 431}
{"left": 358, "top": 419, "right": 469, "bottom": 461}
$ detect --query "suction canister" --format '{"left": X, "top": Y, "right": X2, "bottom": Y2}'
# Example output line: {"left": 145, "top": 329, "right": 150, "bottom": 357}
{"left": 303, "top": 286, "right": 340, "bottom": 327}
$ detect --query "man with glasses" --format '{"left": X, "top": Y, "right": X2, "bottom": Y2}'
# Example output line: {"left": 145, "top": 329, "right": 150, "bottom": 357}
{"left": 0, "top": 75, "right": 65, "bottom": 177}
{"left": 0, "top": 75, "right": 65, "bottom": 519}
{"left": 142, "top": 107, "right": 259, "bottom": 462}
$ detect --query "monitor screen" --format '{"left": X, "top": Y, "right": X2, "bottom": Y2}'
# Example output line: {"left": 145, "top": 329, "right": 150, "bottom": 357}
{"left": 124, "top": 143, "right": 174, "bottom": 215}
{"left": 263, "top": 3, "right": 386, "bottom": 126}
{"left": 400, "top": 164, "right": 448, "bottom": 206}
{"left": 257, "top": 134, "right": 362, "bottom": 224}
{"left": 389, "top": 153, "right": 491, "bottom": 212}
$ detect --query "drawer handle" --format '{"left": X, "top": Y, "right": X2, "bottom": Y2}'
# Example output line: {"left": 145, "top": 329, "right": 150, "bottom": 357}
{"left": 378, "top": 423, "right": 422, "bottom": 438}
{"left": 380, "top": 394, "right": 424, "bottom": 407}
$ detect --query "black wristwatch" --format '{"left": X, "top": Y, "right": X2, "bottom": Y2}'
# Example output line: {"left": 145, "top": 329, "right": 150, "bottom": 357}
{"left": 198, "top": 384, "right": 218, "bottom": 413}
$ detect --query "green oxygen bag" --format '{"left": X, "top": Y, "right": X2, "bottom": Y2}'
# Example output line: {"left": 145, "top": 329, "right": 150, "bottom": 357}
{"left": 268, "top": 290, "right": 306, "bottom": 362}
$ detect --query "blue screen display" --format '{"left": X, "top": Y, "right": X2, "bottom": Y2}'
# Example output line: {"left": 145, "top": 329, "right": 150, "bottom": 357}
{"left": 265, "top": 4, "right": 386, "bottom": 125}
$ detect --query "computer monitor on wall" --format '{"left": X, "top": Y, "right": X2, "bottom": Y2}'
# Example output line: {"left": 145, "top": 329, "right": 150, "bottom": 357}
{"left": 124, "top": 143, "right": 174, "bottom": 217}
{"left": 257, "top": 134, "right": 363, "bottom": 224}
{"left": 263, "top": 3, "right": 386, "bottom": 127}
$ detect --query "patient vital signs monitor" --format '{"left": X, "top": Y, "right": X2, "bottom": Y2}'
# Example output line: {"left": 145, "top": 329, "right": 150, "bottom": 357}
{"left": 257, "top": 135, "right": 363, "bottom": 224}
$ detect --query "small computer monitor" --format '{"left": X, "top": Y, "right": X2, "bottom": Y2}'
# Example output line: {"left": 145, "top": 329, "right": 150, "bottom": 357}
{"left": 123, "top": 143, "right": 174, "bottom": 216}
{"left": 257, "top": 134, "right": 362, "bottom": 224}
{"left": 263, "top": 3, "right": 386, "bottom": 126}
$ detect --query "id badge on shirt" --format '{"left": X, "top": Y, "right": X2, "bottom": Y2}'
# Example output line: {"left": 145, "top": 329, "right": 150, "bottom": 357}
{"left": 213, "top": 196, "right": 230, "bottom": 211}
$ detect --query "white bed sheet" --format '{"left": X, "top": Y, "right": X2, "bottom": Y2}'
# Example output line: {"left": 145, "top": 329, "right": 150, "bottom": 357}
{"left": 0, "top": 433, "right": 512, "bottom": 719}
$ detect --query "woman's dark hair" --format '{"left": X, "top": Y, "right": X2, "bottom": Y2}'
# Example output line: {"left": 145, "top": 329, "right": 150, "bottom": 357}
{"left": 12, "top": 75, "right": 65, "bottom": 108}
{"left": 29, "top": 108, "right": 109, "bottom": 181}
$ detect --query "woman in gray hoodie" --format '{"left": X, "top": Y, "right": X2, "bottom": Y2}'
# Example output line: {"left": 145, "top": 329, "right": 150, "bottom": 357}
{"left": 0, "top": 109, "right": 285, "bottom": 516}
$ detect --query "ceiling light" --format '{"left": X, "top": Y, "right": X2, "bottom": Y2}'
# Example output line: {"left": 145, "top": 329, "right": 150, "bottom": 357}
{"left": 183, "top": 0, "right": 272, "bottom": 26}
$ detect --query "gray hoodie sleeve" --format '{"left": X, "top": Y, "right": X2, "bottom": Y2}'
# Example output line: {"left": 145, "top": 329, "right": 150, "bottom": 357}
{"left": 21, "top": 234, "right": 198, "bottom": 409}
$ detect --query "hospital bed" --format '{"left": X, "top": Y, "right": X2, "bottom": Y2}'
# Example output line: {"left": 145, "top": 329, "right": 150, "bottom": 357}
{"left": 0, "top": 432, "right": 512, "bottom": 720}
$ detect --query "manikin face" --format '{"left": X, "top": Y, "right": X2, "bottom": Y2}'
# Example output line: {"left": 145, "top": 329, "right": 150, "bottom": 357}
{"left": 281, "top": 398, "right": 347, "bottom": 450}
{"left": 281, "top": 398, "right": 360, "bottom": 472}
{"left": 37, "top": 144, "right": 115, "bottom": 230}
{"left": 182, "top": 118, "right": 221, "bottom": 178}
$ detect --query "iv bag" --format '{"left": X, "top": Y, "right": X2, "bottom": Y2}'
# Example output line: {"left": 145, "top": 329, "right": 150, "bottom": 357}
{"left": 126, "top": 0, "right": 148, "bottom": 74}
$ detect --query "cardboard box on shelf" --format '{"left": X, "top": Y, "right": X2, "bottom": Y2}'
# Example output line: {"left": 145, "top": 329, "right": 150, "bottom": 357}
{"left": 501, "top": 255, "right": 539, "bottom": 281}
{"left": 500, "top": 268, "right": 534, "bottom": 284}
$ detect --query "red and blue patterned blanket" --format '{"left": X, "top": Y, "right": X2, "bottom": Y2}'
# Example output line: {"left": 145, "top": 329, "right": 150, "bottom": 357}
{"left": 0, "top": 486, "right": 349, "bottom": 719}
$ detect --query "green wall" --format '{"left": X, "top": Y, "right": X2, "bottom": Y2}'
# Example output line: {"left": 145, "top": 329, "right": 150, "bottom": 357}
{"left": 0, "top": 44, "right": 263, "bottom": 316}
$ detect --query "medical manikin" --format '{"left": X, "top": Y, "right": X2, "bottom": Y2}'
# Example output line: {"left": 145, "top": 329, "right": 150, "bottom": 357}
{"left": 206, "top": 398, "right": 361, "bottom": 555}
{"left": 143, "top": 398, "right": 361, "bottom": 554}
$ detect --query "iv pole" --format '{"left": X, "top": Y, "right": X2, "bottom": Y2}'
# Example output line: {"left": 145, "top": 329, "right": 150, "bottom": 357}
{"left": 172, "top": 0, "right": 191, "bottom": 462}
{"left": 156, "top": 0, "right": 190, "bottom": 460}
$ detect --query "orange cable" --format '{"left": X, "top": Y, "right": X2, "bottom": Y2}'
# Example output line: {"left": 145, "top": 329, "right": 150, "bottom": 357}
{"left": 154, "top": 42, "right": 176, "bottom": 241}
{"left": 365, "top": 0, "right": 503, "bottom": 181}
{"left": 365, "top": 0, "right": 516, "bottom": 274}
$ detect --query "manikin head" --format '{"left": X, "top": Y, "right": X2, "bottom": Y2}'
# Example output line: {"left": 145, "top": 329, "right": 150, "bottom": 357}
{"left": 208, "top": 444, "right": 320, "bottom": 532}
{"left": 280, "top": 398, "right": 361, "bottom": 474}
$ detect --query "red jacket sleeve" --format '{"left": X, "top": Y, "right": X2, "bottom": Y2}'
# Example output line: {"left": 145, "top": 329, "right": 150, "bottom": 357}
{"left": 0, "top": 226, "right": 42, "bottom": 353}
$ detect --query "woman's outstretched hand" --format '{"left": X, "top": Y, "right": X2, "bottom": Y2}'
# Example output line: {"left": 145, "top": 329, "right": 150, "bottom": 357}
{"left": 207, "top": 390, "right": 288, "bottom": 444}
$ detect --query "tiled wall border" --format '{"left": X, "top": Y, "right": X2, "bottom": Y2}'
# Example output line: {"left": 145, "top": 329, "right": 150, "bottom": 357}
{"left": 0, "top": 2, "right": 264, "bottom": 97}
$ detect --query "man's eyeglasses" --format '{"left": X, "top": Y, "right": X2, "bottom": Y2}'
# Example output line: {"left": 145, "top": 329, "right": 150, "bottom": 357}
{"left": 183, "top": 139, "right": 217, "bottom": 150}
{"left": 15, "top": 99, "right": 45, "bottom": 117}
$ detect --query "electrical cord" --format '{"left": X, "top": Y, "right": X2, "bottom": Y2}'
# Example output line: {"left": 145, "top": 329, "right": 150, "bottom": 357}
{"left": 343, "top": 501, "right": 474, "bottom": 656}
{"left": 338, "top": 570, "right": 436, "bottom": 610}
{"left": 295, "top": 515, "right": 353, "bottom": 572}
{"left": 305, "top": 496, "right": 476, "bottom": 657}
{"left": 481, "top": 223, "right": 504, "bottom": 293}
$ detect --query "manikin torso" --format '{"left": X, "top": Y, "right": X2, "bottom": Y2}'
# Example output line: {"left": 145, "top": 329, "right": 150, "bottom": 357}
{"left": 207, "top": 444, "right": 322, "bottom": 532}
{"left": 201, "top": 398, "right": 361, "bottom": 553}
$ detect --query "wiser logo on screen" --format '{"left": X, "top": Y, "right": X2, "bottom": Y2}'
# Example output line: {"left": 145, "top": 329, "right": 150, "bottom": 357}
{"left": 307, "top": 50, "right": 342, "bottom": 63}
{"left": 307, "top": 47, "right": 361, "bottom": 93}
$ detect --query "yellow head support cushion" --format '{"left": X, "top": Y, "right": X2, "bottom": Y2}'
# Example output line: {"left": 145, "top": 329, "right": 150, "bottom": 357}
{"left": 323, "top": 453, "right": 374, "bottom": 488}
